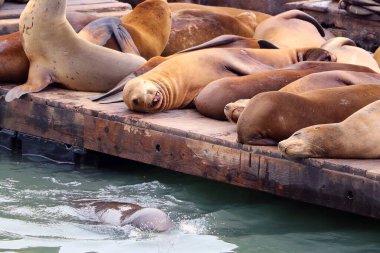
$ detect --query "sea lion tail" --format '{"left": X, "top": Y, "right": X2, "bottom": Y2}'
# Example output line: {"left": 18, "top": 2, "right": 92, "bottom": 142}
{"left": 279, "top": 10, "right": 325, "bottom": 37}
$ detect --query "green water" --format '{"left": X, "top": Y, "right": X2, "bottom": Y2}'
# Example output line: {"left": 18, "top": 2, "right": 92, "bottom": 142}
{"left": 1, "top": 149, "right": 380, "bottom": 253}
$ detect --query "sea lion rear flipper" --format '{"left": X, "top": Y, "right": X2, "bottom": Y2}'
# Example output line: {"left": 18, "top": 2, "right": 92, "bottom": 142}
{"left": 5, "top": 82, "right": 50, "bottom": 102}
{"left": 78, "top": 17, "right": 121, "bottom": 46}
{"left": 112, "top": 23, "right": 140, "bottom": 55}
{"left": 280, "top": 10, "right": 325, "bottom": 37}
{"left": 175, "top": 35, "right": 249, "bottom": 54}
{"left": 321, "top": 37, "right": 357, "bottom": 51}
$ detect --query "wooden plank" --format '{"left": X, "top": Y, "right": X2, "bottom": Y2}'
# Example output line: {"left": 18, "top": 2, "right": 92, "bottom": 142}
{"left": 2, "top": 86, "right": 380, "bottom": 218}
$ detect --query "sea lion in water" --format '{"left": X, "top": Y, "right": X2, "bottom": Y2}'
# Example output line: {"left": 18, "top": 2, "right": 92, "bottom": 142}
{"left": 5, "top": 0, "right": 146, "bottom": 102}
{"left": 279, "top": 99, "right": 380, "bottom": 159}
{"left": 78, "top": 201, "right": 173, "bottom": 232}
{"left": 253, "top": 10, "right": 326, "bottom": 48}
{"left": 79, "top": 0, "right": 172, "bottom": 60}
{"left": 0, "top": 12, "right": 100, "bottom": 84}
{"left": 122, "top": 47, "right": 335, "bottom": 113}
{"left": 162, "top": 9, "right": 257, "bottom": 56}
{"left": 280, "top": 70, "right": 380, "bottom": 93}
{"left": 195, "top": 62, "right": 373, "bottom": 120}
{"left": 237, "top": 84, "right": 380, "bottom": 145}
{"left": 321, "top": 37, "right": 380, "bottom": 72}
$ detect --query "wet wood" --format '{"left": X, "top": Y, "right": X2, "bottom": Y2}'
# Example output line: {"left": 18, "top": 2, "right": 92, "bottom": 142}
{"left": 1, "top": 85, "right": 380, "bottom": 219}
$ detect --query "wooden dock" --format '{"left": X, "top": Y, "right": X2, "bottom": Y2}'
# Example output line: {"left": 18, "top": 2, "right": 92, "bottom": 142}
{"left": 1, "top": 85, "right": 380, "bottom": 219}
{"left": 0, "top": 0, "right": 131, "bottom": 34}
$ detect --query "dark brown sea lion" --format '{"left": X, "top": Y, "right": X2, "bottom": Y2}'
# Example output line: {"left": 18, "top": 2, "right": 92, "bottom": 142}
{"left": 0, "top": 12, "right": 99, "bottom": 83}
{"left": 280, "top": 70, "right": 380, "bottom": 93}
{"left": 237, "top": 84, "right": 380, "bottom": 145}
{"left": 253, "top": 10, "right": 326, "bottom": 48}
{"left": 279, "top": 99, "right": 380, "bottom": 159}
{"left": 195, "top": 62, "right": 374, "bottom": 120}
{"left": 122, "top": 47, "right": 335, "bottom": 113}
{"left": 5, "top": 0, "right": 146, "bottom": 102}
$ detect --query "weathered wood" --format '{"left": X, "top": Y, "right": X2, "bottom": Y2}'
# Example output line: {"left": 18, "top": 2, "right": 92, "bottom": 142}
{"left": 285, "top": 0, "right": 380, "bottom": 51}
{"left": 1, "top": 86, "right": 380, "bottom": 219}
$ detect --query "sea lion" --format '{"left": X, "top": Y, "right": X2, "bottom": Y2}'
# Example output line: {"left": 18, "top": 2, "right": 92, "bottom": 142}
{"left": 195, "top": 62, "right": 373, "bottom": 120}
{"left": 321, "top": 37, "right": 380, "bottom": 72}
{"left": 122, "top": 47, "right": 335, "bottom": 113}
{"left": 79, "top": 0, "right": 171, "bottom": 60}
{"left": 0, "top": 12, "right": 99, "bottom": 84}
{"left": 5, "top": 0, "right": 146, "bottom": 102}
{"left": 162, "top": 9, "right": 257, "bottom": 56}
{"left": 374, "top": 46, "right": 380, "bottom": 67}
{"left": 253, "top": 10, "right": 326, "bottom": 48}
{"left": 78, "top": 201, "right": 173, "bottom": 232}
{"left": 279, "top": 99, "right": 380, "bottom": 159}
{"left": 237, "top": 84, "right": 380, "bottom": 145}
{"left": 280, "top": 70, "right": 380, "bottom": 93}
{"left": 224, "top": 99, "right": 247, "bottom": 123}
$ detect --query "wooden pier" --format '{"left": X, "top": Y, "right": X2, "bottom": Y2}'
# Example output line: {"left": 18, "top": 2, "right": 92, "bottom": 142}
{"left": 1, "top": 85, "right": 380, "bottom": 219}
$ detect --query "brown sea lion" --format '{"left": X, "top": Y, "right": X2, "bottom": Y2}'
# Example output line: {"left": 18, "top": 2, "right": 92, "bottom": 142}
{"left": 162, "top": 9, "right": 257, "bottom": 56}
{"left": 279, "top": 99, "right": 380, "bottom": 159}
{"left": 122, "top": 47, "right": 335, "bottom": 113}
{"left": 280, "top": 70, "right": 380, "bottom": 93}
{"left": 237, "top": 84, "right": 380, "bottom": 145}
{"left": 321, "top": 37, "right": 380, "bottom": 72}
{"left": 77, "top": 200, "right": 173, "bottom": 232}
{"left": 78, "top": 0, "right": 171, "bottom": 60}
{"left": 0, "top": 12, "right": 99, "bottom": 84}
{"left": 195, "top": 62, "right": 374, "bottom": 120}
{"left": 5, "top": 0, "right": 146, "bottom": 102}
{"left": 253, "top": 10, "right": 326, "bottom": 48}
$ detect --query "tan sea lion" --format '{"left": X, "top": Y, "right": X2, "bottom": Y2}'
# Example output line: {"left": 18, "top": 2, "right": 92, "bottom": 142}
{"left": 122, "top": 47, "right": 335, "bottom": 113}
{"left": 224, "top": 99, "right": 247, "bottom": 123}
{"left": 374, "top": 46, "right": 380, "bottom": 67}
{"left": 195, "top": 62, "right": 373, "bottom": 120}
{"left": 280, "top": 70, "right": 380, "bottom": 93}
{"left": 162, "top": 9, "right": 257, "bottom": 56}
{"left": 5, "top": 0, "right": 146, "bottom": 102}
{"left": 237, "top": 84, "right": 380, "bottom": 145}
{"left": 253, "top": 10, "right": 326, "bottom": 48}
{"left": 0, "top": 12, "right": 99, "bottom": 84}
{"left": 279, "top": 99, "right": 380, "bottom": 159}
{"left": 77, "top": 201, "right": 173, "bottom": 232}
{"left": 321, "top": 37, "right": 380, "bottom": 72}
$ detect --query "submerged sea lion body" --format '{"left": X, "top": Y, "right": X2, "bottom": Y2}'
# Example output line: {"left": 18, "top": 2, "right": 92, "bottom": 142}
{"left": 5, "top": 0, "right": 146, "bottom": 102}
{"left": 279, "top": 99, "right": 380, "bottom": 159}
{"left": 237, "top": 84, "right": 380, "bottom": 145}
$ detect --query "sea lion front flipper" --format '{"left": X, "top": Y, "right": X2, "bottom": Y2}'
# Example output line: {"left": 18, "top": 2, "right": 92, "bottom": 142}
{"left": 246, "top": 138, "right": 278, "bottom": 146}
{"left": 5, "top": 64, "right": 53, "bottom": 102}
{"left": 258, "top": 40, "right": 279, "bottom": 49}
{"left": 78, "top": 17, "right": 121, "bottom": 46}
{"left": 280, "top": 10, "right": 325, "bottom": 37}
{"left": 175, "top": 35, "right": 250, "bottom": 54}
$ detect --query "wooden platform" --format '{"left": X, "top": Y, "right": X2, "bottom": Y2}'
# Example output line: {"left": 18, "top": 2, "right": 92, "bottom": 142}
{"left": 1, "top": 85, "right": 380, "bottom": 219}
{"left": 0, "top": 0, "right": 131, "bottom": 34}
{"left": 285, "top": 0, "right": 380, "bottom": 51}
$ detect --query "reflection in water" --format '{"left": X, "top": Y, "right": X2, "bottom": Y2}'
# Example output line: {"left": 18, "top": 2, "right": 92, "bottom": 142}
{"left": 0, "top": 149, "right": 380, "bottom": 253}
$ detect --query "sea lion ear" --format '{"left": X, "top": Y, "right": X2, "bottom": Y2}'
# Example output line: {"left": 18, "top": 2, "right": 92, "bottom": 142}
{"left": 258, "top": 40, "right": 279, "bottom": 49}
{"left": 301, "top": 48, "right": 337, "bottom": 62}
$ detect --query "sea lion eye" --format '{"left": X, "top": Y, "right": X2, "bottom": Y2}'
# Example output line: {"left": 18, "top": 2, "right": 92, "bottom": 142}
{"left": 132, "top": 98, "right": 140, "bottom": 105}
{"left": 293, "top": 132, "right": 301, "bottom": 137}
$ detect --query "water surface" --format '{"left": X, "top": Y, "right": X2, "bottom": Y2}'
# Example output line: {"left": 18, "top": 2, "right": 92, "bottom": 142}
{"left": 0, "top": 149, "right": 380, "bottom": 253}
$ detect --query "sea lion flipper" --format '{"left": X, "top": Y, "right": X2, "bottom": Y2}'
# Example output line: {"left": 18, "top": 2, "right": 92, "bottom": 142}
{"left": 321, "top": 37, "right": 357, "bottom": 52}
{"left": 112, "top": 23, "right": 140, "bottom": 55}
{"left": 280, "top": 10, "right": 325, "bottom": 37}
{"left": 78, "top": 17, "right": 120, "bottom": 46}
{"left": 258, "top": 40, "right": 279, "bottom": 49}
{"left": 5, "top": 82, "right": 50, "bottom": 102}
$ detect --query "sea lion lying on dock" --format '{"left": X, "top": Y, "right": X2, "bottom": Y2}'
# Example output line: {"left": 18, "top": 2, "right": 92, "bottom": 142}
{"left": 78, "top": 201, "right": 173, "bottom": 232}
{"left": 253, "top": 10, "right": 327, "bottom": 48}
{"left": 195, "top": 62, "right": 373, "bottom": 121}
{"left": 237, "top": 84, "right": 380, "bottom": 145}
{"left": 279, "top": 99, "right": 380, "bottom": 159}
{"left": 121, "top": 47, "right": 335, "bottom": 113}
{"left": 0, "top": 12, "right": 99, "bottom": 83}
{"left": 5, "top": 0, "right": 146, "bottom": 102}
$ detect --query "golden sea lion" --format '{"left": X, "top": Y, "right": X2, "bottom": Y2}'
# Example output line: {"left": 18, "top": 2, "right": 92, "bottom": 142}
{"left": 279, "top": 99, "right": 380, "bottom": 159}
{"left": 321, "top": 37, "right": 380, "bottom": 72}
{"left": 195, "top": 62, "right": 373, "bottom": 120}
{"left": 237, "top": 84, "right": 380, "bottom": 145}
{"left": 0, "top": 12, "right": 99, "bottom": 84}
{"left": 373, "top": 46, "right": 380, "bottom": 68}
{"left": 122, "top": 47, "right": 335, "bottom": 113}
{"left": 5, "top": 0, "right": 146, "bottom": 102}
{"left": 253, "top": 10, "right": 326, "bottom": 48}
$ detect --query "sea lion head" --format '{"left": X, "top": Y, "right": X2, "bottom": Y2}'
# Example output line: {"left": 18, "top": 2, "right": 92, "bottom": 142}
{"left": 278, "top": 125, "right": 333, "bottom": 158}
{"left": 298, "top": 48, "right": 337, "bottom": 62}
{"left": 123, "top": 78, "right": 164, "bottom": 113}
